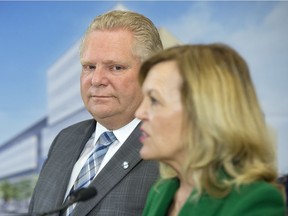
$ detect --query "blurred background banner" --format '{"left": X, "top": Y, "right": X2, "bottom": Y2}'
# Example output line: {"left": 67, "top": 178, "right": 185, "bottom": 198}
{"left": 0, "top": 1, "right": 287, "bottom": 213}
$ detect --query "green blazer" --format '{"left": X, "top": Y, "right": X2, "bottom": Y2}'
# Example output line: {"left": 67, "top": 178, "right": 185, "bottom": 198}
{"left": 142, "top": 178, "right": 285, "bottom": 216}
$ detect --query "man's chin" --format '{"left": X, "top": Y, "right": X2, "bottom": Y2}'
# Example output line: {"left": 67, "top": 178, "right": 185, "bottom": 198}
{"left": 90, "top": 109, "right": 118, "bottom": 121}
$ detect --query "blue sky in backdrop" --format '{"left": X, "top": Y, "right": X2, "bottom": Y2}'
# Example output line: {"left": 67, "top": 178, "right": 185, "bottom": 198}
{"left": 0, "top": 1, "right": 287, "bottom": 172}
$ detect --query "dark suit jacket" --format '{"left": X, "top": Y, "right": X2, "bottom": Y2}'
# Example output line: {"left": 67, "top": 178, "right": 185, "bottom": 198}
{"left": 142, "top": 178, "right": 286, "bottom": 216}
{"left": 29, "top": 119, "right": 159, "bottom": 216}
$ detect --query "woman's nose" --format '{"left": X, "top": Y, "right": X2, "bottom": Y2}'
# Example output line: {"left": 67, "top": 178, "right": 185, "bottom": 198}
{"left": 135, "top": 99, "right": 147, "bottom": 120}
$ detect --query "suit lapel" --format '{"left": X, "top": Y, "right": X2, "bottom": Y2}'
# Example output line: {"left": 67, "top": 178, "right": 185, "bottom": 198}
{"left": 73, "top": 123, "right": 143, "bottom": 216}
{"left": 36, "top": 120, "right": 96, "bottom": 212}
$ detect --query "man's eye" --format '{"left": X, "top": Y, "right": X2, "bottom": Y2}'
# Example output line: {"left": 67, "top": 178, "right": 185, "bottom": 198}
{"left": 82, "top": 65, "right": 96, "bottom": 72}
{"left": 110, "top": 65, "right": 124, "bottom": 71}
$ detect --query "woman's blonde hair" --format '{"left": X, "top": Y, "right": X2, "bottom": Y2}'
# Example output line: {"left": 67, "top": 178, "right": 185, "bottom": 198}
{"left": 139, "top": 44, "right": 278, "bottom": 200}
{"left": 80, "top": 10, "right": 163, "bottom": 62}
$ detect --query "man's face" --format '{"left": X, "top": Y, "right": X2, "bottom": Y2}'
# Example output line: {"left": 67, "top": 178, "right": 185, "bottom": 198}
{"left": 80, "top": 29, "right": 143, "bottom": 129}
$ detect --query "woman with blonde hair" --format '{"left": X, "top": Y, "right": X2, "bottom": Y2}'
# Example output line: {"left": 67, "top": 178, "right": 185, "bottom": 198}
{"left": 136, "top": 44, "right": 286, "bottom": 215}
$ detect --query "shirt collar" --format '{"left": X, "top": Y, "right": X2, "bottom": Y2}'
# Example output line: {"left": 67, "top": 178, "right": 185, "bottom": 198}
{"left": 94, "top": 118, "right": 141, "bottom": 145}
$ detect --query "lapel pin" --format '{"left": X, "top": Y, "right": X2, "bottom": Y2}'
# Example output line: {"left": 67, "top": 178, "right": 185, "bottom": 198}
{"left": 122, "top": 161, "right": 129, "bottom": 169}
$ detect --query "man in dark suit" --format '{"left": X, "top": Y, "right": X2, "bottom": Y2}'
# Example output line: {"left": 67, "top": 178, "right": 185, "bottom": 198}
{"left": 29, "top": 10, "right": 163, "bottom": 216}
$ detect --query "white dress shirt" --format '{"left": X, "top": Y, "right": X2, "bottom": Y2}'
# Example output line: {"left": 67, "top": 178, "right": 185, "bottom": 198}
{"left": 64, "top": 118, "right": 140, "bottom": 199}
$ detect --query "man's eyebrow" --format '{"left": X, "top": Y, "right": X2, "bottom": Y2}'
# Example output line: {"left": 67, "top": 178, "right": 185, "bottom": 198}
{"left": 80, "top": 59, "right": 126, "bottom": 66}
{"left": 80, "top": 59, "right": 92, "bottom": 65}
{"left": 102, "top": 59, "right": 122, "bottom": 65}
